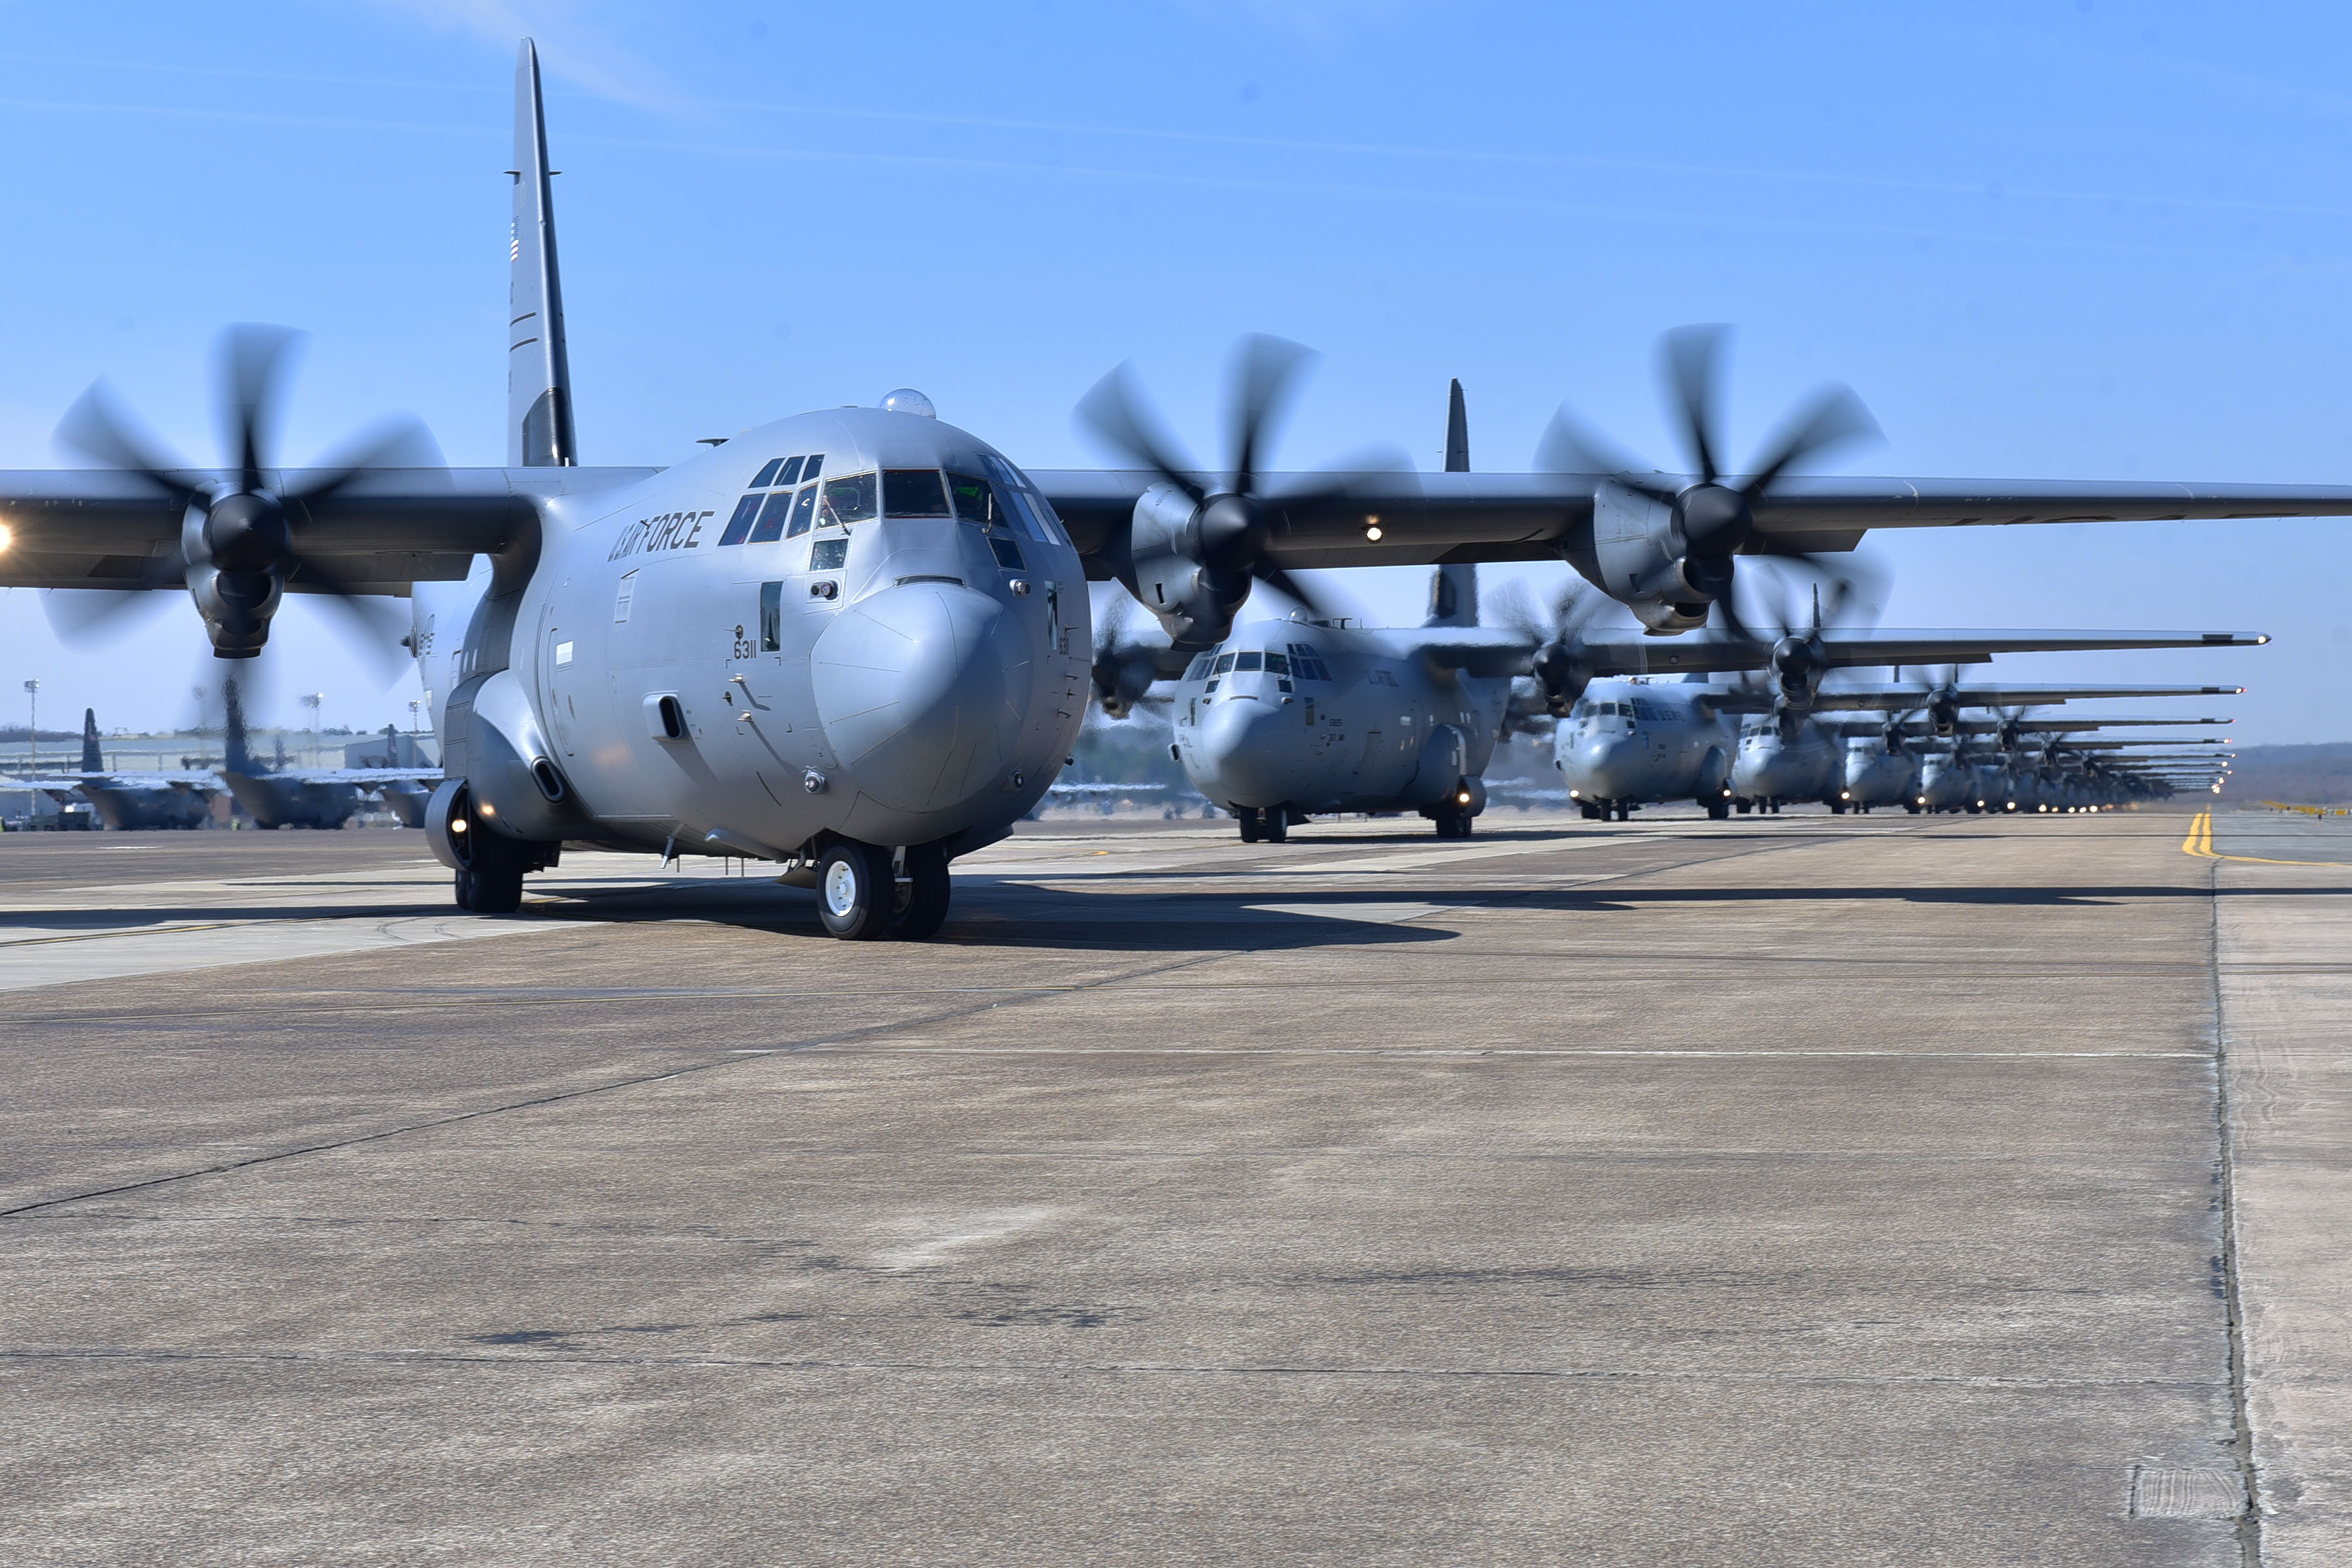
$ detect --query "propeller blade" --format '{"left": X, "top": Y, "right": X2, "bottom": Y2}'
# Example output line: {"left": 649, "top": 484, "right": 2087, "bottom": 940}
{"left": 1534, "top": 404, "right": 1659, "bottom": 490}
{"left": 1660, "top": 323, "right": 1729, "bottom": 484}
{"left": 219, "top": 323, "right": 301, "bottom": 495}
{"left": 281, "top": 555, "right": 412, "bottom": 686}
{"left": 55, "top": 382, "right": 193, "bottom": 498}
{"left": 1074, "top": 363, "right": 1205, "bottom": 506}
{"left": 1251, "top": 561, "right": 1329, "bottom": 618}
{"left": 286, "top": 415, "right": 449, "bottom": 506}
{"left": 41, "top": 587, "right": 178, "bottom": 646}
{"left": 1227, "top": 334, "right": 1316, "bottom": 498}
{"left": 1740, "top": 384, "right": 1881, "bottom": 500}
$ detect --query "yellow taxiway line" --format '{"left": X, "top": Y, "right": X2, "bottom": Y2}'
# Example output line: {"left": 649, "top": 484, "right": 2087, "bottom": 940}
{"left": 2181, "top": 809, "right": 2352, "bottom": 868}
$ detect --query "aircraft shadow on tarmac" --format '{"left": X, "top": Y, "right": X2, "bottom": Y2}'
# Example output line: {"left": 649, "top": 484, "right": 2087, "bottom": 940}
{"left": 5, "top": 877, "right": 2338, "bottom": 951}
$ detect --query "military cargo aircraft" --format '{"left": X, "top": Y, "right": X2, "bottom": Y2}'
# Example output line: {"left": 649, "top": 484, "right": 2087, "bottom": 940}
{"left": 4, "top": 707, "right": 219, "bottom": 830}
{"left": 0, "top": 41, "right": 2334, "bottom": 929}
{"left": 213, "top": 679, "right": 440, "bottom": 830}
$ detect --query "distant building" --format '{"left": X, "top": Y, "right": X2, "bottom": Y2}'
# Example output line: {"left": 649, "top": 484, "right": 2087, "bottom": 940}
{"left": 344, "top": 728, "right": 439, "bottom": 770}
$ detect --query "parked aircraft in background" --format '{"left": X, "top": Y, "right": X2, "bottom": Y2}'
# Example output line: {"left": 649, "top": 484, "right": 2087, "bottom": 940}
{"left": 2, "top": 707, "right": 220, "bottom": 829}
{"left": 214, "top": 679, "right": 440, "bottom": 830}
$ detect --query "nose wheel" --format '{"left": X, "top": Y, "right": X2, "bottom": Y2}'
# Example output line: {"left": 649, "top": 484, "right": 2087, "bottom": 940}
{"left": 816, "top": 840, "right": 955, "bottom": 940}
{"left": 1236, "top": 807, "right": 1287, "bottom": 843}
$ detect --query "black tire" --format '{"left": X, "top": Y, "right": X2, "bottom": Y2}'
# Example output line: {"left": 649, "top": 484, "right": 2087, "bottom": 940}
{"left": 1263, "top": 811, "right": 1289, "bottom": 844}
{"left": 889, "top": 843, "right": 952, "bottom": 940}
{"left": 454, "top": 831, "right": 525, "bottom": 914}
{"left": 816, "top": 840, "right": 893, "bottom": 939}
{"left": 1238, "top": 810, "right": 1263, "bottom": 844}
{"left": 1706, "top": 800, "right": 1730, "bottom": 821}
{"left": 1578, "top": 801, "right": 1602, "bottom": 821}
{"left": 1613, "top": 802, "right": 1631, "bottom": 822}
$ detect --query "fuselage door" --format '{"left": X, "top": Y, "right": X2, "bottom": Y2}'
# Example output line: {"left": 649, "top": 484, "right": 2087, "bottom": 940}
{"left": 540, "top": 612, "right": 578, "bottom": 757}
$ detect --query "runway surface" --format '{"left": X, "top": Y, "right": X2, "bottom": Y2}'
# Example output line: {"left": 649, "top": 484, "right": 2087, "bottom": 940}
{"left": 1, "top": 808, "right": 2344, "bottom": 1565}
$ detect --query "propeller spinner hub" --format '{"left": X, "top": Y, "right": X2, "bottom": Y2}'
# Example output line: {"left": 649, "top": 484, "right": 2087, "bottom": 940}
{"left": 204, "top": 490, "right": 291, "bottom": 575}
{"left": 1193, "top": 492, "right": 1268, "bottom": 573}
{"left": 1676, "top": 483, "right": 1753, "bottom": 559}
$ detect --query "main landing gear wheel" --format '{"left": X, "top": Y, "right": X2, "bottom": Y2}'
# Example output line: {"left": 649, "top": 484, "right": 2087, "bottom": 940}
{"left": 454, "top": 826, "right": 526, "bottom": 913}
{"left": 1236, "top": 810, "right": 1261, "bottom": 844}
{"left": 816, "top": 840, "right": 894, "bottom": 940}
{"left": 888, "top": 843, "right": 952, "bottom": 940}
{"left": 1706, "top": 799, "right": 1731, "bottom": 821}
{"left": 1431, "top": 809, "right": 1472, "bottom": 839}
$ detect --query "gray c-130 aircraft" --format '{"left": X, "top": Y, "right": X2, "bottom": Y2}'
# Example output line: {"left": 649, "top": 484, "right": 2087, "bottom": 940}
{"left": 0, "top": 39, "right": 2334, "bottom": 932}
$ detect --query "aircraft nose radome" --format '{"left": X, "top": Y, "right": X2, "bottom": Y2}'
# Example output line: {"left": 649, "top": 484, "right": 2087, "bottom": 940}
{"left": 813, "top": 582, "right": 1031, "bottom": 813}
{"left": 1193, "top": 696, "right": 1297, "bottom": 807}
{"left": 1561, "top": 739, "right": 1638, "bottom": 798}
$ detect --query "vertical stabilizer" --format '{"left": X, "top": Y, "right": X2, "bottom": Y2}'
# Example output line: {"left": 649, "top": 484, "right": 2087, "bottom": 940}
{"left": 80, "top": 708, "right": 101, "bottom": 774}
{"left": 508, "top": 39, "right": 576, "bottom": 466}
{"left": 1427, "top": 380, "right": 1478, "bottom": 627}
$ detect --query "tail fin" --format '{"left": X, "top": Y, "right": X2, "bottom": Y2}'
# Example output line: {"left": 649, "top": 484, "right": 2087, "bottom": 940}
{"left": 1425, "top": 380, "right": 1477, "bottom": 627}
{"left": 223, "top": 679, "right": 257, "bottom": 774}
{"left": 507, "top": 39, "right": 576, "bottom": 466}
{"left": 80, "top": 708, "right": 101, "bottom": 773}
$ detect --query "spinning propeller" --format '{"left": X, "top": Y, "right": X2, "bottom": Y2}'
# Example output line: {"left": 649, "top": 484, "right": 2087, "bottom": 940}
{"left": 1077, "top": 334, "right": 1410, "bottom": 636}
{"left": 50, "top": 323, "right": 439, "bottom": 675}
{"left": 1089, "top": 593, "right": 1171, "bottom": 721}
{"left": 1538, "top": 324, "right": 1881, "bottom": 638}
{"left": 1490, "top": 574, "right": 1620, "bottom": 719}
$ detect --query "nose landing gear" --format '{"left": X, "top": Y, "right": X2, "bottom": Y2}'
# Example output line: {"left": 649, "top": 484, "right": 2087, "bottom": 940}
{"left": 816, "top": 840, "right": 957, "bottom": 940}
{"left": 1235, "top": 807, "right": 1288, "bottom": 843}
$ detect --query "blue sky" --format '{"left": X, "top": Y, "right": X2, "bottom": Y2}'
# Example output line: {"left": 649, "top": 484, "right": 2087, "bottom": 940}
{"left": 1, "top": 1, "right": 2348, "bottom": 742}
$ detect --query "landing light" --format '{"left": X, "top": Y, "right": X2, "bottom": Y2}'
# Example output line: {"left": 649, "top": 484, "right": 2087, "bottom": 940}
{"left": 450, "top": 818, "right": 467, "bottom": 834}
{"left": 1365, "top": 518, "right": 1383, "bottom": 541}
{"left": 1568, "top": 789, "right": 1580, "bottom": 798}
{"left": 0, "top": 522, "right": 12, "bottom": 552}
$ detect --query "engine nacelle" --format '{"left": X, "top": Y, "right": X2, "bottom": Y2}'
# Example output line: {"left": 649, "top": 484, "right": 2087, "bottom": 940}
{"left": 1112, "top": 482, "right": 1252, "bottom": 648}
{"left": 183, "top": 561, "right": 284, "bottom": 658}
{"left": 1585, "top": 482, "right": 1722, "bottom": 633}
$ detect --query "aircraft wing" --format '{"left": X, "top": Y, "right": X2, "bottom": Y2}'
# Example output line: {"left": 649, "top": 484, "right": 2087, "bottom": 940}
{"left": 0, "top": 466, "right": 657, "bottom": 595}
{"left": 1572, "top": 629, "right": 2266, "bottom": 678}
{"left": 234, "top": 767, "right": 442, "bottom": 786}
{"left": 1034, "top": 468, "right": 2352, "bottom": 574}
{"left": 1787, "top": 681, "right": 2246, "bottom": 710}
{"left": 1, "top": 771, "right": 216, "bottom": 790}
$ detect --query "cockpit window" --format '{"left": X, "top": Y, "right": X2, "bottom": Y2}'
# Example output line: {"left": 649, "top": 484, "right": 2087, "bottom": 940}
{"left": 1212, "top": 653, "right": 1236, "bottom": 676}
{"left": 1185, "top": 655, "right": 1213, "bottom": 681}
{"left": 778, "top": 455, "right": 805, "bottom": 487}
{"left": 748, "top": 489, "right": 796, "bottom": 544}
{"left": 883, "top": 470, "right": 950, "bottom": 517}
{"left": 785, "top": 486, "right": 819, "bottom": 538}
{"left": 1234, "top": 651, "right": 1263, "bottom": 672}
{"left": 717, "top": 493, "right": 765, "bottom": 547}
{"left": 820, "top": 472, "right": 878, "bottom": 527}
{"left": 947, "top": 473, "right": 993, "bottom": 524}
{"left": 1263, "top": 652, "right": 1289, "bottom": 676}
{"left": 802, "top": 454, "right": 825, "bottom": 480}
{"left": 750, "top": 457, "right": 786, "bottom": 489}
{"left": 980, "top": 452, "right": 1070, "bottom": 547}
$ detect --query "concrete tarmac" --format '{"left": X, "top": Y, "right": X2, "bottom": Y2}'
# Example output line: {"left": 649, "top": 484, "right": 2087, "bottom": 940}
{"left": 0, "top": 808, "right": 2342, "bottom": 1565}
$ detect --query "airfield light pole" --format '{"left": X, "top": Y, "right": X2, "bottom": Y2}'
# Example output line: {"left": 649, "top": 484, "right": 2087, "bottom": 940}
{"left": 302, "top": 693, "right": 323, "bottom": 769}
{"left": 22, "top": 679, "right": 35, "bottom": 775}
